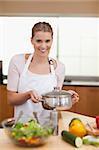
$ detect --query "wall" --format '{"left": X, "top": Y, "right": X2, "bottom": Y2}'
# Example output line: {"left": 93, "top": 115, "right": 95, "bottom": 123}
{"left": 0, "top": 0, "right": 99, "bottom": 16}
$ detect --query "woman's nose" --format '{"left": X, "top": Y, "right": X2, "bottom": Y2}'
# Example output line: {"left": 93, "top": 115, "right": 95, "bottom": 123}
{"left": 41, "top": 42, "right": 46, "bottom": 49}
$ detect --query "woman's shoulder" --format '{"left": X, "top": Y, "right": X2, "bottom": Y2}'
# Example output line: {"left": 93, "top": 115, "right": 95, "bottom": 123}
{"left": 56, "top": 59, "right": 65, "bottom": 74}
{"left": 9, "top": 54, "right": 28, "bottom": 74}
{"left": 10, "top": 53, "right": 32, "bottom": 64}
{"left": 10, "top": 54, "right": 25, "bottom": 63}
{"left": 56, "top": 59, "right": 65, "bottom": 68}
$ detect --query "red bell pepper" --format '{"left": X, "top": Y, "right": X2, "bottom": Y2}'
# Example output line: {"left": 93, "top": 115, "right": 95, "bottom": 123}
{"left": 96, "top": 116, "right": 99, "bottom": 129}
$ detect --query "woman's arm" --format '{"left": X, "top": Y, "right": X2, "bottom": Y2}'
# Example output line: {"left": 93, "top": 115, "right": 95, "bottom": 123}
{"left": 7, "top": 55, "right": 29, "bottom": 106}
{"left": 7, "top": 55, "right": 42, "bottom": 106}
{"left": 7, "top": 90, "right": 30, "bottom": 105}
{"left": 7, "top": 90, "right": 42, "bottom": 106}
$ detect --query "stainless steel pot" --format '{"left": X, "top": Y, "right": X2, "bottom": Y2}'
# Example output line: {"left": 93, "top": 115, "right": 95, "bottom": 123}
{"left": 41, "top": 87, "right": 72, "bottom": 111}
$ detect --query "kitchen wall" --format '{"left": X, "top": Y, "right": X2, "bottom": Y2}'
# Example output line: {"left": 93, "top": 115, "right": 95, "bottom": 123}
{"left": 0, "top": 16, "right": 99, "bottom": 77}
{"left": 0, "top": 0, "right": 99, "bottom": 78}
{"left": 59, "top": 17, "right": 99, "bottom": 76}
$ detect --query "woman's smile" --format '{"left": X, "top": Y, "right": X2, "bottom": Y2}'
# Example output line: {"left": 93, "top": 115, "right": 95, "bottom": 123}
{"left": 31, "top": 31, "right": 53, "bottom": 56}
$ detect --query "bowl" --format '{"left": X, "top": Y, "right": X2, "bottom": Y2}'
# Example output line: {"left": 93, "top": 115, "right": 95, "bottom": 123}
{"left": 2, "top": 117, "right": 54, "bottom": 147}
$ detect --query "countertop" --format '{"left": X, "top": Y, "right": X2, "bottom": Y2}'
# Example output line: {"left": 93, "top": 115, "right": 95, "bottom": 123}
{"left": 64, "top": 76, "right": 99, "bottom": 87}
{"left": 63, "top": 81, "right": 99, "bottom": 87}
{"left": 0, "top": 111, "right": 98, "bottom": 150}
{"left": 1, "top": 80, "right": 99, "bottom": 87}
{"left": 1, "top": 75, "right": 99, "bottom": 87}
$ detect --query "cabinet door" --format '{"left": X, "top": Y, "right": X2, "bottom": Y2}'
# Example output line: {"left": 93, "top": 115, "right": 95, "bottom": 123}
{"left": 76, "top": 86, "right": 99, "bottom": 117}
{"left": 0, "top": 85, "right": 14, "bottom": 123}
{"left": 63, "top": 85, "right": 99, "bottom": 117}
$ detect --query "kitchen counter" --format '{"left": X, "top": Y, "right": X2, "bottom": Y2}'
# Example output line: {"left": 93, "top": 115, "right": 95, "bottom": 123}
{"left": 64, "top": 76, "right": 99, "bottom": 87}
{"left": 64, "top": 81, "right": 99, "bottom": 87}
{"left": 1, "top": 75, "right": 99, "bottom": 87}
{"left": 0, "top": 111, "right": 98, "bottom": 150}
{"left": 1, "top": 79, "right": 99, "bottom": 87}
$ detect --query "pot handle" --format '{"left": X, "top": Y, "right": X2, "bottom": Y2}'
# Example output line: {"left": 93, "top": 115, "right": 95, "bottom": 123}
{"left": 41, "top": 95, "right": 49, "bottom": 100}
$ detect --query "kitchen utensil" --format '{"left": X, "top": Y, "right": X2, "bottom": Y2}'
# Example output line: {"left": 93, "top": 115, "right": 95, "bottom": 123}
{"left": 12, "top": 110, "right": 23, "bottom": 128}
{"left": 33, "top": 112, "right": 40, "bottom": 124}
{"left": 41, "top": 87, "right": 72, "bottom": 111}
{"left": 40, "top": 87, "right": 72, "bottom": 136}
{"left": 86, "top": 122, "right": 99, "bottom": 136}
{"left": 50, "top": 110, "right": 58, "bottom": 135}
{"left": 86, "top": 122, "right": 94, "bottom": 132}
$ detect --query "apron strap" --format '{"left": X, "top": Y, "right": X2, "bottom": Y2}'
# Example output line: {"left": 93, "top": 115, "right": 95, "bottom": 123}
{"left": 22, "top": 54, "right": 33, "bottom": 74}
{"left": 49, "top": 59, "right": 56, "bottom": 75}
{"left": 23, "top": 54, "right": 56, "bottom": 75}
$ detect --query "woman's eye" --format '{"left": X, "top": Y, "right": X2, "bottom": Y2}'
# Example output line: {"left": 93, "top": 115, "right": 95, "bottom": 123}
{"left": 46, "top": 40, "right": 50, "bottom": 43}
{"left": 36, "top": 39, "right": 41, "bottom": 43}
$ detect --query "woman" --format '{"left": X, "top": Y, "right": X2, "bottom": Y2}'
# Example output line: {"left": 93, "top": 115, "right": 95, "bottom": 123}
{"left": 7, "top": 22, "right": 79, "bottom": 123}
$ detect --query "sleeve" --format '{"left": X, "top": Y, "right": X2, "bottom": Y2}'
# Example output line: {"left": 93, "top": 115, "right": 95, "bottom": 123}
{"left": 7, "top": 55, "right": 20, "bottom": 92}
{"left": 55, "top": 61, "right": 65, "bottom": 89}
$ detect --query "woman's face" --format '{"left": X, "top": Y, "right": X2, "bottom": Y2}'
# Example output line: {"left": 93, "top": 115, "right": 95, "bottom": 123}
{"left": 31, "top": 31, "right": 53, "bottom": 57}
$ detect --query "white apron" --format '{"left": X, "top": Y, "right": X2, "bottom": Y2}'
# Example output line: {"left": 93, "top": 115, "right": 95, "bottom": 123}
{"left": 14, "top": 54, "right": 57, "bottom": 125}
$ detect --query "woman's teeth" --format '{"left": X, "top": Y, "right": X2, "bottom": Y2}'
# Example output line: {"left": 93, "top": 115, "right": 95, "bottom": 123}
{"left": 40, "top": 49, "right": 46, "bottom": 52}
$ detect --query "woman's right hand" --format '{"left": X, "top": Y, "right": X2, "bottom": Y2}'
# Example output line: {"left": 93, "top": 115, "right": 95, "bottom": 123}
{"left": 29, "top": 90, "right": 42, "bottom": 103}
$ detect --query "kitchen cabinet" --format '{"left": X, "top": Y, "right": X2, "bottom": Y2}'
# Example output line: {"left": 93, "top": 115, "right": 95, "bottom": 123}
{"left": 0, "top": 85, "right": 14, "bottom": 124}
{"left": 63, "top": 85, "right": 99, "bottom": 117}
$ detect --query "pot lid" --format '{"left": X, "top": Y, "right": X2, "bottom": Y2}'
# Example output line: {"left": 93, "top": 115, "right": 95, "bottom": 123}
{"left": 42, "top": 87, "right": 71, "bottom": 98}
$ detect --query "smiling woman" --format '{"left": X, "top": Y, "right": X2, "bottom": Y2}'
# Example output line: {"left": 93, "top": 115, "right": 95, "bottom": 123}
{"left": 7, "top": 21, "right": 65, "bottom": 122}
{"left": 7, "top": 21, "right": 79, "bottom": 125}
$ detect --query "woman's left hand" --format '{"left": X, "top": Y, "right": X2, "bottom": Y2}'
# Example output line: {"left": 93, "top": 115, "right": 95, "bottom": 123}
{"left": 68, "top": 90, "right": 79, "bottom": 105}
